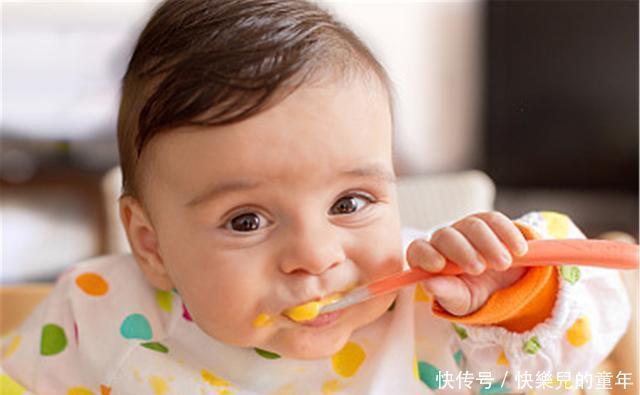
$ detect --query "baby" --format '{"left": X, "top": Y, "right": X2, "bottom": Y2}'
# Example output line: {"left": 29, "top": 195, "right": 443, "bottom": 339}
{"left": 1, "top": 0, "right": 631, "bottom": 394}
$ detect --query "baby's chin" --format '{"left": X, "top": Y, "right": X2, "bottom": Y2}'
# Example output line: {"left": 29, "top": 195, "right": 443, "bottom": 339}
{"left": 276, "top": 325, "right": 354, "bottom": 359}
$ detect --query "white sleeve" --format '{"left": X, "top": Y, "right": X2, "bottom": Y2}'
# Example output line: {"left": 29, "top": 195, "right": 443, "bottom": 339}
{"left": 1, "top": 255, "right": 146, "bottom": 393}
{"left": 450, "top": 212, "right": 631, "bottom": 392}
{"left": 1, "top": 268, "right": 91, "bottom": 393}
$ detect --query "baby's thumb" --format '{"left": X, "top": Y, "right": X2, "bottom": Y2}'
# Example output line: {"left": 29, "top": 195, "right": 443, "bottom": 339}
{"left": 420, "top": 276, "right": 473, "bottom": 316}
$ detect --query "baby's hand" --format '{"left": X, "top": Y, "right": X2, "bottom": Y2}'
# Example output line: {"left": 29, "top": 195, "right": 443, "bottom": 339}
{"left": 406, "top": 212, "right": 529, "bottom": 316}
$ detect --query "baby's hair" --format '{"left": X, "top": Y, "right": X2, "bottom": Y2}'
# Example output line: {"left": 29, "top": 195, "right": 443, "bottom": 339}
{"left": 117, "top": 0, "right": 391, "bottom": 198}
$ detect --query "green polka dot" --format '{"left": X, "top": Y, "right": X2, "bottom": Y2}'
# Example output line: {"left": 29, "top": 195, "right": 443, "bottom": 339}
{"left": 453, "top": 349, "right": 463, "bottom": 367}
{"left": 40, "top": 323, "right": 68, "bottom": 356}
{"left": 254, "top": 347, "right": 281, "bottom": 359}
{"left": 480, "top": 382, "right": 510, "bottom": 394}
{"left": 523, "top": 336, "right": 541, "bottom": 355}
{"left": 141, "top": 341, "right": 169, "bottom": 353}
{"left": 417, "top": 361, "right": 441, "bottom": 389}
{"left": 155, "top": 290, "right": 173, "bottom": 313}
{"left": 560, "top": 266, "right": 581, "bottom": 285}
{"left": 452, "top": 323, "right": 468, "bottom": 340}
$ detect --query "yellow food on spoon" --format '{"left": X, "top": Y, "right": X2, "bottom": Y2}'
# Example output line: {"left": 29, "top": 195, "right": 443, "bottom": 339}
{"left": 284, "top": 293, "right": 343, "bottom": 322}
{"left": 285, "top": 301, "right": 322, "bottom": 322}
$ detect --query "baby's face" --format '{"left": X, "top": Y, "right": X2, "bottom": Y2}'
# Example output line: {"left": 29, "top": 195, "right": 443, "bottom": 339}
{"left": 139, "top": 77, "right": 403, "bottom": 359}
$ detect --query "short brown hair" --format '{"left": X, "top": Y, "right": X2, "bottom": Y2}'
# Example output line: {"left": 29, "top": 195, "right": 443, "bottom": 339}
{"left": 117, "top": 0, "right": 392, "bottom": 198}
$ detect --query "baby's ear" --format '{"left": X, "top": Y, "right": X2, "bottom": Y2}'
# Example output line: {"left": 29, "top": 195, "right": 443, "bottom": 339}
{"left": 119, "top": 196, "right": 174, "bottom": 291}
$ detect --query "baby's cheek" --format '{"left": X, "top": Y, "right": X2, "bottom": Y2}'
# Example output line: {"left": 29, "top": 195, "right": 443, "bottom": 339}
{"left": 349, "top": 222, "right": 403, "bottom": 278}
{"left": 181, "top": 279, "right": 265, "bottom": 342}
{"left": 356, "top": 245, "right": 404, "bottom": 281}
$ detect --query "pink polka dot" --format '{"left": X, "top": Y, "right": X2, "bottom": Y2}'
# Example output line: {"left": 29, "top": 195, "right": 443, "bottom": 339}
{"left": 182, "top": 303, "right": 192, "bottom": 322}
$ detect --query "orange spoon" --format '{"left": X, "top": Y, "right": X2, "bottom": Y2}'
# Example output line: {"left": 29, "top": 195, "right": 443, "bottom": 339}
{"left": 319, "top": 239, "right": 639, "bottom": 314}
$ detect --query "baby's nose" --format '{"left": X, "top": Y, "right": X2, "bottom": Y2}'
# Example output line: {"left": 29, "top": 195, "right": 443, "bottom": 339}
{"left": 278, "top": 229, "right": 345, "bottom": 275}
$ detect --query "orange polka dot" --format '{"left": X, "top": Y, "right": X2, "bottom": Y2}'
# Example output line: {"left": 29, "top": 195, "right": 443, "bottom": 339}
{"left": 67, "top": 387, "right": 94, "bottom": 395}
{"left": 100, "top": 385, "right": 111, "bottom": 395}
{"left": 75, "top": 273, "right": 109, "bottom": 296}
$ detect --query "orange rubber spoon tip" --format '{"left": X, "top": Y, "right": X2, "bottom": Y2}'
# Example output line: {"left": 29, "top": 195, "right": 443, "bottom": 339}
{"left": 320, "top": 239, "right": 639, "bottom": 314}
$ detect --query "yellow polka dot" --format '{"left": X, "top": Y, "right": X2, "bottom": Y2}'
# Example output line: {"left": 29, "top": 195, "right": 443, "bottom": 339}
{"left": 2, "top": 335, "right": 21, "bottom": 359}
{"left": 414, "top": 283, "right": 430, "bottom": 302}
{"left": 566, "top": 315, "right": 591, "bottom": 347}
{"left": 322, "top": 379, "right": 346, "bottom": 395}
{"left": 0, "top": 374, "right": 26, "bottom": 395}
{"left": 155, "top": 290, "right": 173, "bottom": 313}
{"left": 331, "top": 341, "right": 366, "bottom": 378}
{"left": 540, "top": 212, "right": 570, "bottom": 238}
{"left": 252, "top": 313, "right": 274, "bottom": 328}
{"left": 149, "top": 376, "right": 169, "bottom": 395}
{"left": 496, "top": 350, "right": 509, "bottom": 366}
{"left": 75, "top": 273, "right": 109, "bottom": 296}
{"left": 201, "top": 370, "right": 230, "bottom": 387}
{"left": 67, "top": 387, "right": 95, "bottom": 395}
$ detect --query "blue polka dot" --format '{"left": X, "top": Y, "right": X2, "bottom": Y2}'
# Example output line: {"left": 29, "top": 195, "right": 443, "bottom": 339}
{"left": 417, "top": 361, "right": 441, "bottom": 390}
{"left": 453, "top": 349, "right": 463, "bottom": 367}
{"left": 120, "top": 313, "right": 153, "bottom": 340}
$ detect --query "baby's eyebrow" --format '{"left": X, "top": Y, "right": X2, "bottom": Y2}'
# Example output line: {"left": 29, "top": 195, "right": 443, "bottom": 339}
{"left": 186, "top": 179, "right": 262, "bottom": 207}
{"left": 340, "top": 163, "right": 397, "bottom": 184}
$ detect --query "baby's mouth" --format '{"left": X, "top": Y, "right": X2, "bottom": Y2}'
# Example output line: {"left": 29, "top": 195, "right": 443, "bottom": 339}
{"left": 282, "top": 292, "right": 345, "bottom": 323}
{"left": 250, "top": 292, "right": 346, "bottom": 329}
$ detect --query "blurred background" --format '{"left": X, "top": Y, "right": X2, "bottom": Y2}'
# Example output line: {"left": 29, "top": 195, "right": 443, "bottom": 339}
{"left": 1, "top": 0, "right": 637, "bottom": 284}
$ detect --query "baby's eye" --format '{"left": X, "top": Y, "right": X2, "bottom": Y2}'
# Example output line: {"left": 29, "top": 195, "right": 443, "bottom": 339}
{"left": 329, "top": 194, "right": 373, "bottom": 215}
{"left": 226, "top": 212, "right": 266, "bottom": 232}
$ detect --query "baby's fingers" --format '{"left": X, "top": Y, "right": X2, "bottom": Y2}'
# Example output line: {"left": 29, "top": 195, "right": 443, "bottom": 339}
{"left": 473, "top": 212, "right": 528, "bottom": 256}
{"left": 429, "top": 227, "right": 485, "bottom": 275}
{"left": 407, "top": 239, "right": 446, "bottom": 273}
{"left": 421, "top": 276, "right": 473, "bottom": 316}
{"left": 453, "top": 216, "right": 513, "bottom": 271}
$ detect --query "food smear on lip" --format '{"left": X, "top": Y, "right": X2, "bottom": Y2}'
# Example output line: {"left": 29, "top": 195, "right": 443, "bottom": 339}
{"left": 283, "top": 293, "right": 343, "bottom": 322}
{"left": 252, "top": 313, "right": 274, "bottom": 328}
